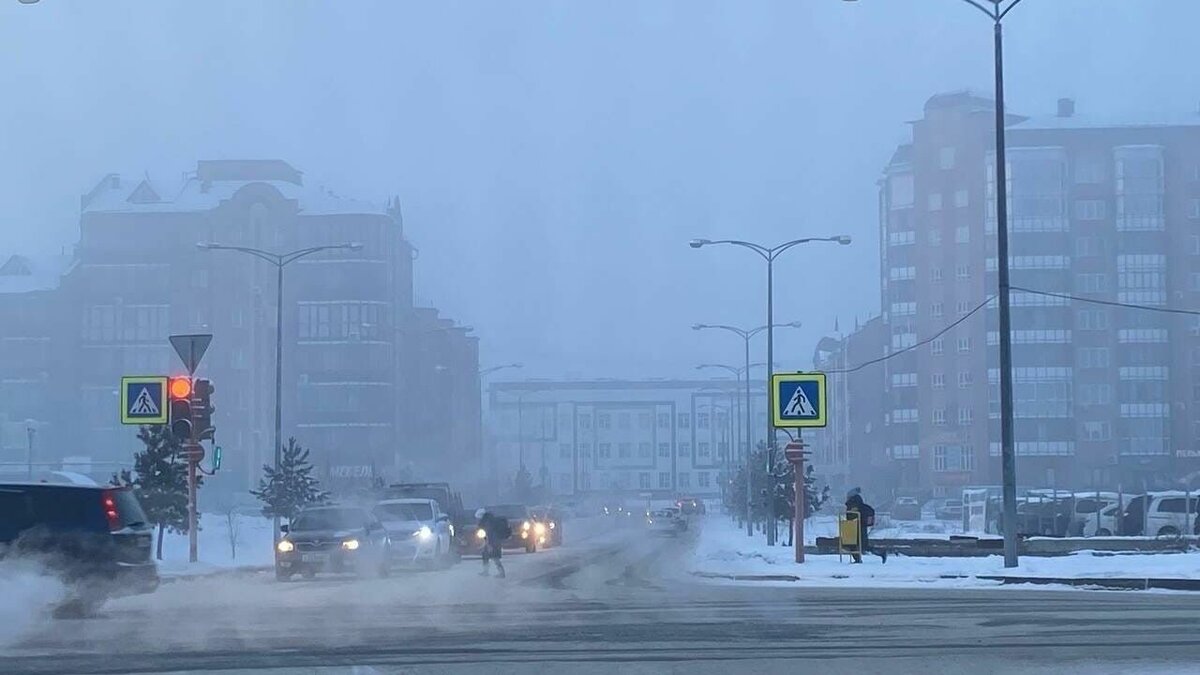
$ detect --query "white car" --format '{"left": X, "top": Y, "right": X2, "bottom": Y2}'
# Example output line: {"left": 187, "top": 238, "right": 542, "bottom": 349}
{"left": 646, "top": 507, "right": 687, "bottom": 535}
{"left": 1080, "top": 503, "right": 1121, "bottom": 538}
{"left": 1142, "top": 493, "right": 1200, "bottom": 538}
{"left": 373, "top": 498, "right": 455, "bottom": 568}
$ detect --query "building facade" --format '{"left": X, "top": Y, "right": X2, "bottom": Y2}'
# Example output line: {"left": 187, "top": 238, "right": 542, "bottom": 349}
{"left": 880, "top": 92, "right": 1200, "bottom": 496}
{"left": 487, "top": 379, "right": 769, "bottom": 501}
{"left": 0, "top": 160, "right": 479, "bottom": 495}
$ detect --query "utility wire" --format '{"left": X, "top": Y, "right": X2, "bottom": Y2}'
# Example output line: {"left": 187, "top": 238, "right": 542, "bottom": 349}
{"left": 1010, "top": 285, "right": 1200, "bottom": 317}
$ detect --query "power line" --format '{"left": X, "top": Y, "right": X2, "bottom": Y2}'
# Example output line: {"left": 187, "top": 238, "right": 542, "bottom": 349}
{"left": 825, "top": 296, "right": 994, "bottom": 375}
{"left": 1011, "top": 286, "right": 1200, "bottom": 317}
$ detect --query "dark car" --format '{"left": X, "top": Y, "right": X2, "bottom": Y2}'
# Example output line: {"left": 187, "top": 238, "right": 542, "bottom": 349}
{"left": 530, "top": 506, "right": 563, "bottom": 548}
{"left": 484, "top": 504, "right": 538, "bottom": 553}
{"left": 275, "top": 506, "right": 391, "bottom": 581}
{"left": 0, "top": 482, "right": 158, "bottom": 612}
{"left": 676, "top": 497, "right": 706, "bottom": 516}
{"left": 891, "top": 497, "right": 921, "bottom": 521}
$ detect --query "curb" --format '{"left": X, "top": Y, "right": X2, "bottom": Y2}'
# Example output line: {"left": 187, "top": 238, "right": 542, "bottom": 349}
{"left": 160, "top": 565, "right": 272, "bottom": 584}
{"left": 690, "top": 570, "right": 1200, "bottom": 591}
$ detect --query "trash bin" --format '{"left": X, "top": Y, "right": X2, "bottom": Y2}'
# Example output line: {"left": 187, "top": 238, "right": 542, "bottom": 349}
{"left": 839, "top": 512, "right": 861, "bottom": 561}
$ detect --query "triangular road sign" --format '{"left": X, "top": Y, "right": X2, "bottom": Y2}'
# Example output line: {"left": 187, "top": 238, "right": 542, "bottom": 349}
{"left": 170, "top": 334, "right": 213, "bottom": 375}
{"left": 782, "top": 385, "right": 817, "bottom": 417}
{"left": 129, "top": 387, "right": 161, "bottom": 416}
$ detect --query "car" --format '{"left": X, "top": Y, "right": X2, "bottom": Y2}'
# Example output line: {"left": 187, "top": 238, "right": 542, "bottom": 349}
{"left": 1132, "top": 492, "right": 1200, "bottom": 537}
{"left": 934, "top": 498, "right": 963, "bottom": 521}
{"left": 646, "top": 507, "right": 687, "bottom": 535}
{"left": 483, "top": 504, "right": 540, "bottom": 553}
{"left": 1070, "top": 492, "right": 1119, "bottom": 536}
{"left": 1081, "top": 503, "right": 1121, "bottom": 538}
{"left": 676, "top": 496, "right": 706, "bottom": 516}
{"left": 275, "top": 505, "right": 391, "bottom": 581}
{"left": 891, "top": 497, "right": 921, "bottom": 521}
{"left": 530, "top": 506, "right": 563, "bottom": 548}
{"left": 0, "top": 481, "right": 158, "bottom": 614}
{"left": 373, "top": 498, "right": 455, "bottom": 568}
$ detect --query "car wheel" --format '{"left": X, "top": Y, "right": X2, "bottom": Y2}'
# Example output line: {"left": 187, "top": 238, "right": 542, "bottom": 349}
{"left": 275, "top": 569, "right": 293, "bottom": 582}
{"left": 301, "top": 569, "right": 316, "bottom": 580}
{"left": 1095, "top": 528, "right": 1112, "bottom": 537}
{"left": 1157, "top": 526, "right": 1180, "bottom": 538}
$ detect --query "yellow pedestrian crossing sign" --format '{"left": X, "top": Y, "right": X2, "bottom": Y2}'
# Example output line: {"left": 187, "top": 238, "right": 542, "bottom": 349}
{"left": 771, "top": 373, "right": 828, "bottom": 428}
{"left": 121, "top": 376, "right": 169, "bottom": 425}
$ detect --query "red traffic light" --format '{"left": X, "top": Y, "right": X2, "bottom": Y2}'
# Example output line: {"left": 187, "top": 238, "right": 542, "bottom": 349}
{"left": 169, "top": 377, "right": 193, "bottom": 400}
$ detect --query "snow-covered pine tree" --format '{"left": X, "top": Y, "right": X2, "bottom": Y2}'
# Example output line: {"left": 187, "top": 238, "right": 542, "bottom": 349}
{"left": 250, "top": 437, "right": 329, "bottom": 524}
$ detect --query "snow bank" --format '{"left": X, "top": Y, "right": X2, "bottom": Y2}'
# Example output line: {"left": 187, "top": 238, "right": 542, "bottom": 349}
{"left": 691, "top": 517, "right": 1200, "bottom": 587}
{"left": 156, "top": 513, "right": 276, "bottom": 576}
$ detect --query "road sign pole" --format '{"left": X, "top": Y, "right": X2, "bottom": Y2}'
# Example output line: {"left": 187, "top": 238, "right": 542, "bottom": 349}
{"left": 785, "top": 442, "right": 807, "bottom": 564}
{"left": 187, "top": 444, "right": 198, "bottom": 563}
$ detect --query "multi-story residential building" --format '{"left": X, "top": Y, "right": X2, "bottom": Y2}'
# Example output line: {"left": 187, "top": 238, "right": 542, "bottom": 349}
{"left": 880, "top": 91, "right": 1200, "bottom": 495}
{"left": 487, "top": 379, "right": 768, "bottom": 501}
{"left": 0, "top": 160, "right": 479, "bottom": 494}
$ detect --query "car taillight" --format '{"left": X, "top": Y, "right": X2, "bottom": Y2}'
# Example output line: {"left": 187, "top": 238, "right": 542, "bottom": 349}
{"left": 102, "top": 490, "right": 121, "bottom": 531}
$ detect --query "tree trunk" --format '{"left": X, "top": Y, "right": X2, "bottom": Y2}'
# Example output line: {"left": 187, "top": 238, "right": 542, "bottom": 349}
{"left": 156, "top": 523, "right": 164, "bottom": 560}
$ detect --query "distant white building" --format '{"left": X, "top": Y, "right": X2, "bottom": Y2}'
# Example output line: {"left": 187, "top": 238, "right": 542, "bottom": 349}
{"left": 487, "top": 379, "right": 769, "bottom": 500}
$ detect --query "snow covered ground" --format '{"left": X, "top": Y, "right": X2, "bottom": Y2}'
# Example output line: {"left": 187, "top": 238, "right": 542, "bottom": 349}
{"left": 156, "top": 512, "right": 276, "bottom": 577}
{"left": 803, "top": 513, "right": 977, "bottom": 542}
{"left": 691, "top": 517, "right": 1200, "bottom": 587}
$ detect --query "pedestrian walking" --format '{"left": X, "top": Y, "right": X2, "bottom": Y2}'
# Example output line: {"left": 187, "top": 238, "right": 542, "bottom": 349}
{"left": 476, "top": 508, "right": 510, "bottom": 578}
{"left": 845, "top": 492, "right": 887, "bottom": 564}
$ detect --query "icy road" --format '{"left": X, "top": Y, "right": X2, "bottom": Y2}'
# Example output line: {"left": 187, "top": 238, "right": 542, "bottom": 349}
{"left": 3, "top": 519, "right": 1199, "bottom": 675}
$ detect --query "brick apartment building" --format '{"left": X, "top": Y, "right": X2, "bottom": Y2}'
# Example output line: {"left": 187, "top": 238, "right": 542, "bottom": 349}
{"left": 879, "top": 91, "right": 1200, "bottom": 496}
{"left": 0, "top": 160, "right": 479, "bottom": 494}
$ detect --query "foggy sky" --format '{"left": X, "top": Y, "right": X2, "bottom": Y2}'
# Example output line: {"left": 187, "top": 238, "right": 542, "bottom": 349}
{"left": 1, "top": 1, "right": 1196, "bottom": 380}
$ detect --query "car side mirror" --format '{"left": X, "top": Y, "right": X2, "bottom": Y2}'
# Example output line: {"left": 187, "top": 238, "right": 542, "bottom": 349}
{"left": 280, "top": 524, "right": 289, "bottom": 534}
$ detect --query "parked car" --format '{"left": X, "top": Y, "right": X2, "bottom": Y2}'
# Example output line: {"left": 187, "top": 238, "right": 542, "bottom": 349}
{"left": 1081, "top": 503, "right": 1121, "bottom": 538}
{"left": 373, "top": 498, "right": 455, "bottom": 568}
{"left": 1069, "top": 492, "right": 1119, "bottom": 537}
{"left": 924, "top": 498, "right": 963, "bottom": 521}
{"left": 275, "top": 505, "right": 391, "bottom": 581}
{"left": 1142, "top": 493, "right": 1200, "bottom": 537}
{"left": 1015, "top": 496, "right": 1074, "bottom": 537}
{"left": 646, "top": 507, "right": 687, "bottom": 535}
{"left": 891, "top": 497, "right": 921, "bottom": 521}
{"left": 0, "top": 481, "right": 158, "bottom": 613}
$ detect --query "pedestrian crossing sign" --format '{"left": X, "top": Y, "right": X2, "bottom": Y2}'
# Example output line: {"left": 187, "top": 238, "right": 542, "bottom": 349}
{"left": 771, "top": 373, "right": 827, "bottom": 428}
{"left": 121, "top": 376, "right": 169, "bottom": 425}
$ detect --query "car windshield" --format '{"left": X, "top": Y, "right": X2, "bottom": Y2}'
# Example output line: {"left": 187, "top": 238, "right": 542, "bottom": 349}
{"left": 487, "top": 505, "right": 528, "bottom": 519}
{"left": 375, "top": 502, "right": 433, "bottom": 521}
{"left": 291, "top": 509, "right": 364, "bottom": 532}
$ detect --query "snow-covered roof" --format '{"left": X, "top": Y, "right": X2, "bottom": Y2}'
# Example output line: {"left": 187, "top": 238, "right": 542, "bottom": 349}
{"left": 81, "top": 160, "right": 385, "bottom": 217}
{"left": 0, "top": 254, "right": 72, "bottom": 294}
{"left": 1013, "top": 112, "right": 1200, "bottom": 131}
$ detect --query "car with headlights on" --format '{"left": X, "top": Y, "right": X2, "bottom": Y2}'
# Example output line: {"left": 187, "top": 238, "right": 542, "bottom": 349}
{"left": 646, "top": 507, "right": 687, "bottom": 535}
{"left": 373, "top": 498, "right": 455, "bottom": 568}
{"left": 530, "top": 506, "right": 563, "bottom": 548}
{"left": 275, "top": 506, "right": 391, "bottom": 581}
{"left": 484, "top": 504, "right": 539, "bottom": 553}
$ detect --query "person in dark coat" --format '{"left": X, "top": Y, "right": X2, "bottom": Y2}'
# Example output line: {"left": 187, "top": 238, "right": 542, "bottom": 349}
{"left": 846, "top": 493, "right": 887, "bottom": 564}
{"left": 476, "top": 508, "right": 510, "bottom": 578}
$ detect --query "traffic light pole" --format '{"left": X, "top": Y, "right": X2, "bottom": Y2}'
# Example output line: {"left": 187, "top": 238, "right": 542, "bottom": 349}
{"left": 187, "top": 442, "right": 198, "bottom": 563}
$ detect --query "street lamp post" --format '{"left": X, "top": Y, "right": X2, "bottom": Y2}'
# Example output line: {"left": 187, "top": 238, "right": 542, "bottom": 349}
{"left": 691, "top": 236, "right": 850, "bottom": 545}
{"left": 694, "top": 322, "right": 801, "bottom": 538}
{"left": 198, "top": 242, "right": 362, "bottom": 540}
{"left": 480, "top": 364, "right": 522, "bottom": 501}
{"left": 844, "top": 0, "right": 1024, "bottom": 568}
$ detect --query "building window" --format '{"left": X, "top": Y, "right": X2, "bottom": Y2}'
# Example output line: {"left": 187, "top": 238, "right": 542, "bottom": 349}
{"left": 958, "top": 408, "right": 974, "bottom": 426}
{"left": 598, "top": 443, "right": 611, "bottom": 458}
{"left": 1079, "top": 347, "right": 1110, "bottom": 369}
{"left": 939, "top": 146, "right": 956, "bottom": 170}
{"left": 1076, "top": 236, "right": 1103, "bottom": 257}
{"left": 931, "top": 338, "right": 945, "bottom": 355}
{"left": 931, "top": 302, "right": 944, "bottom": 318}
{"left": 698, "top": 472, "right": 711, "bottom": 488}
{"left": 638, "top": 473, "right": 651, "bottom": 489}
{"left": 657, "top": 413, "right": 671, "bottom": 428}
{"left": 928, "top": 193, "right": 943, "bottom": 211}
{"left": 659, "top": 472, "right": 671, "bottom": 489}
{"left": 889, "top": 230, "right": 916, "bottom": 246}
{"left": 677, "top": 413, "right": 691, "bottom": 428}
{"left": 932, "top": 373, "right": 945, "bottom": 389}
{"left": 957, "top": 337, "right": 971, "bottom": 353}
{"left": 933, "top": 408, "right": 947, "bottom": 427}
{"left": 958, "top": 371, "right": 973, "bottom": 388}
{"left": 954, "top": 190, "right": 969, "bottom": 209}
{"left": 618, "top": 443, "right": 632, "bottom": 458}
{"left": 892, "top": 302, "right": 917, "bottom": 316}
{"left": 638, "top": 442, "right": 652, "bottom": 458}
{"left": 1078, "top": 384, "right": 1113, "bottom": 406}
{"left": 1078, "top": 310, "right": 1109, "bottom": 330}
{"left": 597, "top": 413, "right": 611, "bottom": 429}
{"left": 889, "top": 445, "right": 919, "bottom": 459}
{"left": 579, "top": 414, "right": 592, "bottom": 430}
{"left": 658, "top": 442, "right": 671, "bottom": 457}
{"left": 698, "top": 442, "right": 711, "bottom": 457}
{"left": 1083, "top": 421, "right": 1111, "bottom": 441}
{"left": 678, "top": 443, "right": 691, "bottom": 457}
{"left": 1075, "top": 274, "right": 1106, "bottom": 293}
{"left": 580, "top": 443, "right": 592, "bottom": 457}
{"left": 931, "top": 268, "right": 943, "bottom": 283}
{"left": 955, "top": 264, "right": 971, "bottom": 279}
{"left": 929, "top": 229, "right": 942, "bottom": 246}
{"left": 559, "top": 444, "right": 572, "bottom": 459}
{"left": 678, "top": 472, "right": 690, "bottom": 488}
{"left": 890, "top": 266, "right": 917, "bottom": 281}
{"left": 956, "top": 300, "right": 970, "bottom": 315}
{"left": 697, "top": 413, "right": 710, "bottom": 429}
{"left": 638, "top": 413, "right": 652, "bottom": 429}
{"left": 891, "top": 373, "right": 918, "bottom": 387}
{"left": 933, "top": 445, "right": 974, "bottom": 472}
{"left": 955, "top": 225, "right": 970, "bottom": 243}
{"left": 1190, "top": 198, "right": 1200, "bottom": 219}
{"left": 1074, "top": 199, "right": 1107, "bottom": 221}
{"left": 891, "top": 409, "right": 918, "bottom": 424}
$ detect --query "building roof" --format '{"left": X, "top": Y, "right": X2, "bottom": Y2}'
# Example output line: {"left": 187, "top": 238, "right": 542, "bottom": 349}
{"left": 1012, "top": 112, "right": 1200, "bottom": 131}
{"left": 81, "top": 160, "right": 386, "bottom": 217}
{"left": 0, "top": 254, "right": 72, "bottom": 294}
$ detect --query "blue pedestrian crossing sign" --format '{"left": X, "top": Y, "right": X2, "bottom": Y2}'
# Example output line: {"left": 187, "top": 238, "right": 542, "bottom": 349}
{"left": 771, "top": 373, "right": 828, "bottom": 428}
{"left": 121, "top": 376, "right": 169, "bottom": 425}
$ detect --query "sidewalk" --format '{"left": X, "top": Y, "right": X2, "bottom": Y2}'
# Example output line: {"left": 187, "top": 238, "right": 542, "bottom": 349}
{"left": 690, "top": 518, "right": 1200, "bottom": 591}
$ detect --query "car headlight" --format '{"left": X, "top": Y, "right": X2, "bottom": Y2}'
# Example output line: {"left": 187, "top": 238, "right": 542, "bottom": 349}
{"left": 413, "top": 526, "right": 433, "bottom": 541}
{"left": 534, "top": 522, "right": 547, "bottom": 536}
{"left": 549, "top": 522, "right": 555, "bottom": 530}
{"left": 522, "top": 520, "right": 531, "bottom": 531}
{"left": 476, "top": 528, "right": 487, "bottom": 539}
{"left": 341, "top": 538, "right": 360, "bottom": 551}
{"left": 277, "top": 540, "right": 295, "bottom": 553}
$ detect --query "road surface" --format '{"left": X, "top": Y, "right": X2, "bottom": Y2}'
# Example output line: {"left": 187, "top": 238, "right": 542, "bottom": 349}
{"left": 3, "top": 518, "right": 1199, "bottom": 674}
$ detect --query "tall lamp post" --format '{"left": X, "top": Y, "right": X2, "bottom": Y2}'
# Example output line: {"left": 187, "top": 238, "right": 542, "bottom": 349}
{"left": 844, "top": 0, "right": 1024, "bottom": 568}
{"left": 198, "top": 241, "right": 362, "bottom": 540}
{"left": 480, "top": 363, "right": 523, "bottom": 501}
{"left": 694, "top": 322, "right": 801, "bottom": 538}
{"left": 691, "top": 236, "right": 850, "bottom": 545}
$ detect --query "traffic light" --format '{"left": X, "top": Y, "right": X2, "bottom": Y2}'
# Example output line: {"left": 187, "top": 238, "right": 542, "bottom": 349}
{"left": 212, "top": 446, "right": 223, "bottom": 471}
{"left": 169, "top": 377, "right": 193, "bottom": 440}
{"left": 192, "top": 378, "right": 215, "bottom": 442}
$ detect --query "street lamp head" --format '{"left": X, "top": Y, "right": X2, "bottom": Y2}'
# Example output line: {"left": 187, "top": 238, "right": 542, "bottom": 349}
{"left": 196, "top": 242, "right": 214, "bottom": 250}
{"left": 18, "top": 0, "right": 41, "bottom": 4}
{"left": 786, "top": 321, "right": 804, "bottom": 328}
{"left": 347, "top": 242, "right": 364, "bottom": 251}
{"left": 688, "top": 239, "right": 711, "bottom": 249}
{"left": 834, "top": 235, "right": 852, "bottom": 246}
{"left": 691, "top": 323, "right": 708, "bottom": 331}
